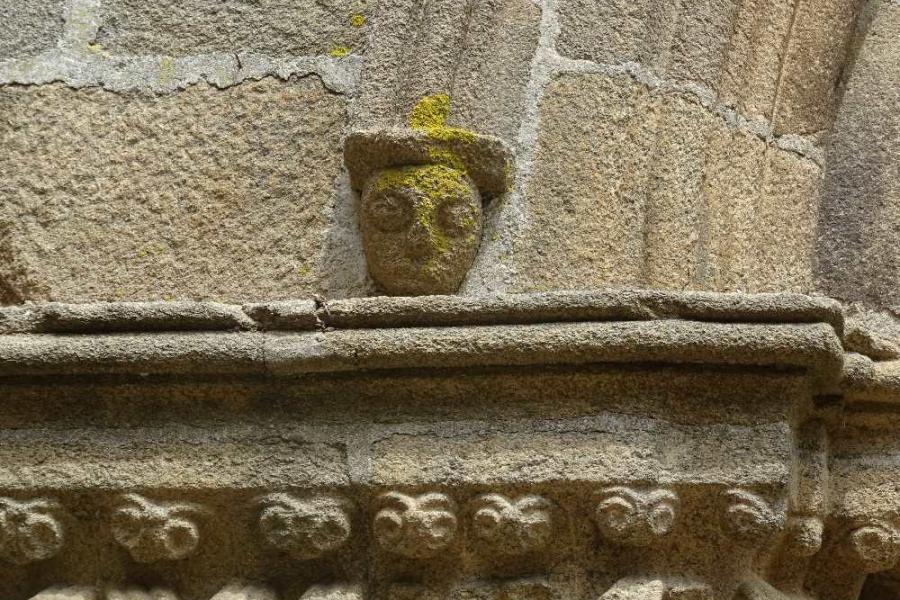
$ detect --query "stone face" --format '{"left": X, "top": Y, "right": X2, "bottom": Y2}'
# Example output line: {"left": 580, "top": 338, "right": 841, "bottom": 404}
{"left": 817, "top": 0, "right": 900, "bottom": 308}
{"left": 96, "top": 0, "right": 368, "bottom": 57}
{"left": 0, "top": 0, "right": 65, "bottom": 59}
{"left": 0, "top": 78, "right": 350, "bottom": 303}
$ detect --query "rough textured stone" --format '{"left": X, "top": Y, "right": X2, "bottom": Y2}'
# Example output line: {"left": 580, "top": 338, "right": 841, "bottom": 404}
{"left": 817, "top": 0, "right": 900, "bottom": 308}
{"left": 2, "top": 2, "right": 900, "bottom": 599}
{"left": 700, "top": 126, "right": 767, "bottom": 291}
{"left": 555, "top": 0, "right": 863, "bottom": 133}
{"left": 371, "top": 418, "right": 791, "bottom": 487}
{"left": 0, "top": 320, "right": 845, "bottom": 391}
{"left": 0, "top": 78, "right": 350, "bottom": 303}
{"left": 516, "top": 74, "right": 653, "bottom": 290}
{"left": 353, "top": 0, "right": 540, "bottom": 143}
{"left": 0, "top": 426, "right": 349, "bottom": 489}
{"left": 516, "top": 73, "right": 822, "bottom": 293}
{"left": 772, "top": 0, "right": 864, "bottom": 134}
{"left": 754, "top": 148, "right": 820, "bottom": 291}
{"left": 555, "top": 0, "right": 677, "bottom": 68}
{"left": 96, "top": 0, "right": 368, "bottom": 57}
{"left": 718, "top": 0, "right": 795, "bottom": 122}
{"left": 642, "top": 95, "right": 717, "bottom": 289}
{"left": 0, "top": 0, "right": 65, "bottom": 59}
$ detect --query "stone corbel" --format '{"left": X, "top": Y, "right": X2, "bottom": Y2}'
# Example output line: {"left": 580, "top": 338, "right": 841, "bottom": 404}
{"left": 344, "top": 94, "right": 513, "bottom": 296}
{"left": 806, "top": 520, "right": 900, "bottom": 600}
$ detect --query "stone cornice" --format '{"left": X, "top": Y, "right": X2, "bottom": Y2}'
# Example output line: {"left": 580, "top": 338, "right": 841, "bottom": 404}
{"left": 1, "top": 290, "right": 845, "bottom": 334}
{"left": 0, "top": 291, "right": 847, "bottom": 389}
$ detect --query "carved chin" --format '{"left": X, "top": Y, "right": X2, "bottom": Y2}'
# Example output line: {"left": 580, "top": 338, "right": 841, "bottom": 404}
{"left": 362, "top": 240, "right": 479, "bottom": 296}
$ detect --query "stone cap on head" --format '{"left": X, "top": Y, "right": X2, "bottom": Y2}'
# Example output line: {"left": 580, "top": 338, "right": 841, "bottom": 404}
{"left": 344, "top": 128, "right": 514, "bottom": 199}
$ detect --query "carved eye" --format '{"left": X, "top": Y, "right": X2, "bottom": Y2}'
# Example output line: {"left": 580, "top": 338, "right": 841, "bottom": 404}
{"left": 366, "top": 188, "right": 414, "bottom": 233}
{"left": 437, "top": 199, "right": 477, "bottom": 237}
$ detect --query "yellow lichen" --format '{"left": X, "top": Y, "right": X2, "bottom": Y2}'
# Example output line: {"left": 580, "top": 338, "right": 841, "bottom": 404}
{"left": 375, "top": 164, "right": 471, "bottom": 257}
{"left": 407, "top": 92, "right": 478, "bottom": 178}
{"left": 158, "top": 56, "right": 175, "bottom": 85}
{"left": 297, "top": 264, "right": 312, "bottom": 277}
{"left": 426, "top": 146, "right": 466, "bottom": 172}
{"left": 410, "top": 93, "right": 451, "bottom": 129}
{"left": 350, "top": 13, "right": 366, "bottom": 27}
{"left": 329, "top": 45, "right": 351, "bottom": 58}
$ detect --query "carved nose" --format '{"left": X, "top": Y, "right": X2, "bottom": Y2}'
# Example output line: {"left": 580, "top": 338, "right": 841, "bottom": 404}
{"left": 406, "top": 220, "right": 433, "bottom": 259}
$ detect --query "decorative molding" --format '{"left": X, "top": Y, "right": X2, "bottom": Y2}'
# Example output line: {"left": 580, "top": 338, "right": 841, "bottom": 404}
{"left": 593, "top": 487, "right": 679, "bottom": 546}
{"left": 257, "top": 493, "right": 352, "bottom": 560}
{"left": 111, "top": 494, "right": 206, "bottom": 563}
{"left": 781, "top": 516, "right": 824, "bottom": 558}
{"left": 373, "top": 491, "right": 458, "bottom": 558}
{"left": 721, "top": 489, "right": 783, "bottom": 547}
{"left": 469, "top": 494, "right": 553, "bottom": 555}
{"left": 0, "top": 497, "right": 64, "bottom": 565}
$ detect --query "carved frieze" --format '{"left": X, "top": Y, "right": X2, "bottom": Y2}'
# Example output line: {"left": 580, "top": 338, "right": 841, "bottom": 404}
{"left": 469, "top": 494, "right": 553, "bottom": 555}
{"left": 721, "top": 489, "right": 784, "bottom": 547}
{"left": 257, "top": 493, "right": 352, "bottom": 560}
{"left": 593, "top": 487, "right": 679, "bottom": 546}
{"left": 0, "top": 497, "right": 64, "bottom": 565}
{"left": 111, "top": 494, "right": 205, "bottom": 563}
{"left": 373, "top": 492, "right": 458, "bottom": 558}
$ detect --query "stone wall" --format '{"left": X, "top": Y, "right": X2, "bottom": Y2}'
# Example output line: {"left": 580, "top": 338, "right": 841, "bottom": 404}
{"left": 3, "top": 3, "right": 900, "bottom": 600}
{"left": 2, "top": 0, "right": 896, "bottom": 309}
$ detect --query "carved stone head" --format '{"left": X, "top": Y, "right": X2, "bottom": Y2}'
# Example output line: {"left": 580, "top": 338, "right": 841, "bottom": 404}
{"left": 344, "top": 106, "right": 513, "bottom": 296}
{"left": 361, "top": 165, "right": 483, "bottom": 296}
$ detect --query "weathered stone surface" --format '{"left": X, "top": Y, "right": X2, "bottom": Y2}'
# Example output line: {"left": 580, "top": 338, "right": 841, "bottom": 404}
{"left": 516, "top": 73, "right": 822, "bottom": 293}
{"left": 642, "top": 94, "right": 717, "bottom": 289}
{"left": 0, "top": 426, "right": 348, "bottom": 490}
{"left": 353, "top": 0, "right": 540, "bottom": 143}
{"left": 555, "top": 0, "right": 677, "bottom": 68}
{"left": 754, "top": 148, "right": 820, "bottom": 291}
{"left": 700, "top": 126, "right": 767, "bottom": 292}
{"left": 371, "top": 418, "right": 791, "bottom": 487}
{"left": 718, "top": 0, "right": 795, "bottom": 122}
{"left": 0, "top": 0, "right": 65, "bottom": 59}
{"left": 0, "top": 78, "right": 349, "bottom": 303}
{"left": 772, "top": 0, "right": 863, "bottom": 134}
{"left": 516, "top": 73, "right": 653, "bottom": 290}
{"left": 817, "top": 0, "right": 900, "bottom": 308}
{"left": 555, "top": 0, "right": 862, "bottom": 133}
{"left": 96, "top": 0, "right": 368, "bottom": 57}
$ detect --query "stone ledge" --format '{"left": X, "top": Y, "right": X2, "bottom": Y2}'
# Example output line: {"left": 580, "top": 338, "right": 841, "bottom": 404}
{"left": 841, "top": 353, "right": 900, "bottom": 404}
{"left": 1, "top": 290, "right": 845, "bottom": 334}
{"left": 0, "top": 321, "right": 843, "bottom": 388}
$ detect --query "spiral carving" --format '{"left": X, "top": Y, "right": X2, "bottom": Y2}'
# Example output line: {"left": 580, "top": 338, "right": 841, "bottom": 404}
{"left": 258, "top": 493, "right": 352, "bottom": 560}
{"left": 470, "top": 494, "right": 553, "bottom": 555}
{"left": 111, "top": 494, "right": 205, "bottom": 563}
{"left": 593, "top": 487, "right": 679, "bottom": 546}
{"left": 373, "top": 491, "right": 457, "bottom": 558}
{"left": 0, "top": 497, "right": 65, "bottom": 565}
